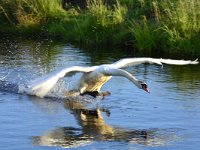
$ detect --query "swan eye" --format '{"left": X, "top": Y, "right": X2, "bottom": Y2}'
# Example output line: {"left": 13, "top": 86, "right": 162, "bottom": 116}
{"left": 141, "top": 83, "right": 147, "bottom": 89}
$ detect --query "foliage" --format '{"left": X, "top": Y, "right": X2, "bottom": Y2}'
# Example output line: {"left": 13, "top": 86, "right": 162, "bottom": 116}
{"left": 0, "top": 0, "right": 200, "bottom": 55}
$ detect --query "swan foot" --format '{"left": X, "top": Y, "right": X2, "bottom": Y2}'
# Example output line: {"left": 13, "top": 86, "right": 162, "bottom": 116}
{"left": 81, "top": 91, "right": 111, "bottom": 98}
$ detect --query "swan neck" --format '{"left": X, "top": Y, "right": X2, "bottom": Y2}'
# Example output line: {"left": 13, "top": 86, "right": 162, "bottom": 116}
{"left": 120, "top": 71, "right": 138, "bottom": 85}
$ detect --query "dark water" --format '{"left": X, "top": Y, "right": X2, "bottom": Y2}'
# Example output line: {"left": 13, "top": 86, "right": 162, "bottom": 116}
{"left": 0, "top": 39, "right": 200, "bottom": 150}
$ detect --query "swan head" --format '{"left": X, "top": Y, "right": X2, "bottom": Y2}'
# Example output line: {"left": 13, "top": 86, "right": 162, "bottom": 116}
{"left": 137, "top": 81, "right": 150, "bottom": 93}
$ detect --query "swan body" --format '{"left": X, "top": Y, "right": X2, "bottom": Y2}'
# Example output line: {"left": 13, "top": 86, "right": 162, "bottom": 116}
{"left": 21, "top": 58, "right": 198, "bottom": 98}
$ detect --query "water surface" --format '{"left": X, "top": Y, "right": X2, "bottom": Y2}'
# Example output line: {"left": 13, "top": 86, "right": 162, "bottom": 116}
{"left": 0, "top": 39, "right": 200, "bottom": 150}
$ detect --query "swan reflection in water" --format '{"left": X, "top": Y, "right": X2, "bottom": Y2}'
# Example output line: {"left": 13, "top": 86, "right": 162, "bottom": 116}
{"left": 31, "top": 97, "right": 178, "bottom": 149}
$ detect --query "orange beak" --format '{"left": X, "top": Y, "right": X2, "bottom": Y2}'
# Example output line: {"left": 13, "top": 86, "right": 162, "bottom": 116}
{"left": 143, "top": 87, "right": 150, "bottom": 93}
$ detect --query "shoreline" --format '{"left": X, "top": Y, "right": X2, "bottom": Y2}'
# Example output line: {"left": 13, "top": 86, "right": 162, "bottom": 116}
{"left": 0, "top": 0, "right": 200, "bottom": 56}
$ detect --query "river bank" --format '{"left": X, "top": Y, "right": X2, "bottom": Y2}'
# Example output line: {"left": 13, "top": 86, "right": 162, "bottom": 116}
{"left": 0, "top": 0, "right": 200, "bottom": 56}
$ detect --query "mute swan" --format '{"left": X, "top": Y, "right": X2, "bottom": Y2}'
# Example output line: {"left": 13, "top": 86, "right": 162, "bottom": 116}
{"left": 23, "top": 58, "right": 198, "bottom": 98}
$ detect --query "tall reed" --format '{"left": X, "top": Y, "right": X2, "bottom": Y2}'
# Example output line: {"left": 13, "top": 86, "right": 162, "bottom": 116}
{"left": 73, "top": 0, "right": 127, "bottom": 45}
{"left": 0, "top": 0, "right": 66, "bottom": 26}
{"left": 129, "top": 19, "right": 162, "bottom": 52}
{"left": 160, "top": 0, "right": 200, "bottom": 51}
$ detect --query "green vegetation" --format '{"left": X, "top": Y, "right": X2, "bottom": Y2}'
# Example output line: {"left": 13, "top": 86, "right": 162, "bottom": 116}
{"left": 0, "top": 0, "right": 200, "bottom": 55}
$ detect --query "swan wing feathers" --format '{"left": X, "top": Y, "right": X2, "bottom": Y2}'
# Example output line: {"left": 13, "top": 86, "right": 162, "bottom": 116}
{"left": 25, "top": 66, "right": 97, "bottom": 98}
{"left": 112, "top": 58, "right": 199, "bottom": 68}
{"left": 59, "top": 66, "right": 98, "bottom": 77}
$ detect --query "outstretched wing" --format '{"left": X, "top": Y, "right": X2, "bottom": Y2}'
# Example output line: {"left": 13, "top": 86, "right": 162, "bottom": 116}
{"left": 23, "top": 66, "right": 97, "bottom": 98}
{"left": 112, "top": 58, "right": 198, "bottom": 68}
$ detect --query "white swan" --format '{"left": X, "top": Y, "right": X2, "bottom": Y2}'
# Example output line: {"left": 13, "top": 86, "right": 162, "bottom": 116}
{"left": 22, "top": 58, "right": 198, "bottom": 98}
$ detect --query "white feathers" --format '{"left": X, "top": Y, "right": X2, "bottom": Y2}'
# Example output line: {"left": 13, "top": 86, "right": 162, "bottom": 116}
{"left": 112, "top": 58, "right": 199, "bottom": 68}
{"left": 19, "top": 66, "right": 97, "bottom": 98}
{"left": 159, "top": 58, "right": 199, "bottom": 65}
{"left": 19, "top": 58, "right": 198, "bottom": 98}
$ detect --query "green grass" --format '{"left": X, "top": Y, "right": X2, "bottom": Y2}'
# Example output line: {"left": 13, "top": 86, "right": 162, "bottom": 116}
{"left": 129, "top": 20, "right": 159, "bottom": 53}
{"left": 0, "top": 0, "right": 200, "bottom": 55}
{"left": 0, "top": 0, "right": 66, "bottom": 26}
{"left": 159, "top": 0, "right": 200, "bottom": 52}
